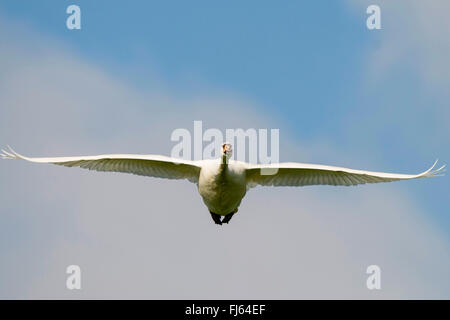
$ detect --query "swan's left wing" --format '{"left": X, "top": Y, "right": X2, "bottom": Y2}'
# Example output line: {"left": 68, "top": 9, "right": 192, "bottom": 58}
{"left": 246, "top": 160, "right": 445, "bottom": 188}
{"left": 1, "top": 146, "right": 201, "bottom": 184}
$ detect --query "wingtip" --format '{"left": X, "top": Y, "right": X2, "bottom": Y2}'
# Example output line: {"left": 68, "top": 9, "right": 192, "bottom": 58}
{"left": 0, "top": 145, "right": 21, "bottom": 160}
{"left": 0, "top": 147, "right": 12, "bottom": 159}
{"left": 423, "top": 160, "right": 446, "bottom": 178}
{"left": 428, "top": 159, "right": 438, "bottom": 172}
{"left": 433, "top": 158, "right": 439, "bottom": 168}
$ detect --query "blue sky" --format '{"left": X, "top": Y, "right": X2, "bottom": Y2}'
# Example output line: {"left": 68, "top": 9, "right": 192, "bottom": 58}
{"left": 0, "top": 1, "right": 449, "bottom": 298}
{"left": 0, "top": 1, "right": 367, "bottom": 132}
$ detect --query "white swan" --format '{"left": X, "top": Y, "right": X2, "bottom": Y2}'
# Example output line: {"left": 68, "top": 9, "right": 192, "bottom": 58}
{"left": 1, "top": 144, "right": 445, "bottom": 225}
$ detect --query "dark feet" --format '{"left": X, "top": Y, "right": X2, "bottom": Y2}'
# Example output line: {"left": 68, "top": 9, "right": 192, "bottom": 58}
{"left": 210, "top": 212, "right": 222, "bottom": 225}
{"left": 210, "top": 208, "right": 238, "bottom": 225}
{"left": 222, "top": 213, "right": 234, "bottom": 224}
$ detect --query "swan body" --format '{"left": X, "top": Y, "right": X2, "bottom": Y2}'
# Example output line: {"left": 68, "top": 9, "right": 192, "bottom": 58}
{"left": 1, "top": 144, "right": 445, "bottom": 225}
{"left": 198, "top": 159, "right": 247, "bottom": 215}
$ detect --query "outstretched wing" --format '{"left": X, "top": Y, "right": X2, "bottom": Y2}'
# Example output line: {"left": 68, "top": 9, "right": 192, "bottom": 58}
{"left": 1, "top": 146, "right": 201, "bottom": 184}
{"left": 246, "top": 160, "right": 445, "bottom": 188}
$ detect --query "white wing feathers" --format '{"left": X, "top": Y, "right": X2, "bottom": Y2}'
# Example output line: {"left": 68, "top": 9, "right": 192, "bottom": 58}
{"left": 246, "top": 160, "right": 446, "bottom": 187}
{"left": 2, "top": 145, "right": 445, "bottom": 188}
{"left": 1, "top": 146, "right": 201, "bottom": 183}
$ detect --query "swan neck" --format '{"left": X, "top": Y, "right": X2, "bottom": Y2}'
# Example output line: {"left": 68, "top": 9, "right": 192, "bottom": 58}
{"left": 221, "top": 154, "right": 229, "bottom": 168}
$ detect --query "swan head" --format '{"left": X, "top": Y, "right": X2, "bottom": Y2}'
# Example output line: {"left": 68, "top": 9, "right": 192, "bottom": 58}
{"left": 222, "top": 142, "right": 232, "bottom": 160}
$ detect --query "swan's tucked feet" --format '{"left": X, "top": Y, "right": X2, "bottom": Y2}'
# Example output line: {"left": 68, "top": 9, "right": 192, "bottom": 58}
{"left": 210, "top": 212, "right": 222, "bottom": 225}
{"left": 222, "top": 208, "right": 238, "bottom": 224}
{"left": 222, "top": 213, "right": 234, "bottom": 224}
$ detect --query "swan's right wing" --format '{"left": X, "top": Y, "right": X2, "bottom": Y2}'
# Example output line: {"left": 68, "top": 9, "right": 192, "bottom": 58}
{"left": 1, "top": 146, "right": 201, "bottom": 184}
{"left": 246, "top": 160, "right": 445, "bottom": 188}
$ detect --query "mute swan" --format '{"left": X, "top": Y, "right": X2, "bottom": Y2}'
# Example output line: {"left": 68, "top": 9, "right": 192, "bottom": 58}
{"left": 1, "top": 144, "right": 445, "bottom": 225}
